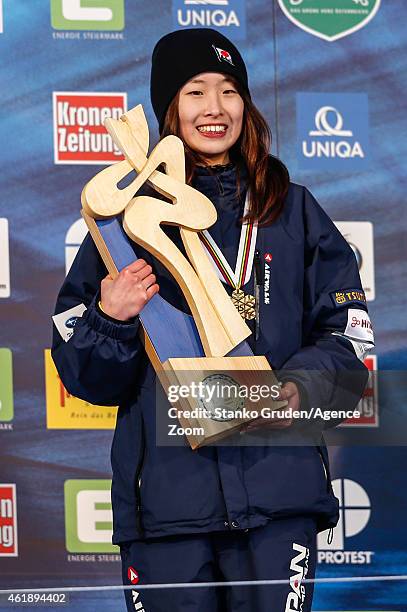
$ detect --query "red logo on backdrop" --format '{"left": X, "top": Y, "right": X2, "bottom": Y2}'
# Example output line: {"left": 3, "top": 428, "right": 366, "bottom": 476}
{"left": 341, "top": 355, "right": 378, "bottom": 427}
{"left": 53, "top": 92, "right": 127, "bottom": 165}
{"left": 128, "top": 566, "right": 139, "bottom": 585}
{"left": 264, "top": 253, "right": 272, "bottom": 262}
{"left": 0, "top": 484, "right": 18, "bottom": 557}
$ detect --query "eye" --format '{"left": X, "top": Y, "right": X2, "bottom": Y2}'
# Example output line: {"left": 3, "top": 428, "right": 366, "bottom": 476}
{"left": 223, "top": 89, "right": 237, "bottom": 95}
{"left": 187, "top": 90, "right": 203, "bottom": 96}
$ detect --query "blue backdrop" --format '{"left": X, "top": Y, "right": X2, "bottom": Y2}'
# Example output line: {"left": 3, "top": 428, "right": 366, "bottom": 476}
{"left": 0, "top": 1, "right": 406, "bottom": 610}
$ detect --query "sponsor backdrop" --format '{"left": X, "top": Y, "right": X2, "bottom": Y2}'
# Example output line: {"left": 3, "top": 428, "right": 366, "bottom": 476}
{"left": 0, "top": 0, "right": 406, "bottom": 610}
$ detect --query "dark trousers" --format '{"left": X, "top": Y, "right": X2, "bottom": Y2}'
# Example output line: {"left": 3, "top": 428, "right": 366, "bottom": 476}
{"left": 120, "top": 517, "right": 317, "bottom": 612}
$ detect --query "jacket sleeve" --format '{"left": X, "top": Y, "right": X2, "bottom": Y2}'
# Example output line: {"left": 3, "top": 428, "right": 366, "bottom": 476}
{"left": 279, "top": 187, "right": 374, "bottom": 428}
{"left": 51, "top": 232, "right": 144, "bottom": 406}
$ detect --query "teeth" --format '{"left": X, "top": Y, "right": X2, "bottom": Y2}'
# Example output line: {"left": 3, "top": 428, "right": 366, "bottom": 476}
{"left": 197, "top": 125, "right": 226, "bottom": 133}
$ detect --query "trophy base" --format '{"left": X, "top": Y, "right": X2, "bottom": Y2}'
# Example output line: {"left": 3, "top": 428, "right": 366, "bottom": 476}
{"left": 161, "top": 356, "right": 288, "bottom": 449}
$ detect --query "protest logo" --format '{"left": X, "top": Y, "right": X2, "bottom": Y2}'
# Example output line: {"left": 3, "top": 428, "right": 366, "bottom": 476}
{"left": 318, "top": 479, "right": 373, "bottom": 564}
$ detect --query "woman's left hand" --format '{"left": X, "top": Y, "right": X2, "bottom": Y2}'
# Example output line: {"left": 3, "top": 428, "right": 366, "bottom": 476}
{"left": 241, "top": 381, "right": 300, "bottom": 432}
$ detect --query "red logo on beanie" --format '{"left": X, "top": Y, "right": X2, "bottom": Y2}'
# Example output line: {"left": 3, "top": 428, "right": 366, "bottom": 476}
{"left": 128, "top": 567, "right": 139, "bottom": 585}
{"left": 213, "top": 46, "right": 234, "bottom": 66}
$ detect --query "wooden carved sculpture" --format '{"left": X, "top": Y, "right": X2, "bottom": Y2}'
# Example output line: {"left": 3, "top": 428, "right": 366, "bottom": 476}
{"left": 81, "top": 105, "right": 286, "bottom": 448}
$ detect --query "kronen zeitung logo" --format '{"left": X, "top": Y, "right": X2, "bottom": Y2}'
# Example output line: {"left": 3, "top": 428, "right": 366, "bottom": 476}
{"left": 0, "top": 485, "right": 18, "bottom": 557}
{"left": 278, "top": 0, "right": 381, "bottom": 42}
{"left": 53, "top": 92, "right": 127, "bottom": 164}
{"left": 174, "top": 0, "right": 246, "bottom": 39}
{"left": 318, "top": 479, "right": 373, "bottom": 564}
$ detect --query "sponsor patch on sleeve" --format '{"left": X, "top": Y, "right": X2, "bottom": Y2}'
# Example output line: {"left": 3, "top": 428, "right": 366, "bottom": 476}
{"left": 332, "top": 332, "right": 374, "bottom": 362}
{"left": 344, "top": 308, "right": 374, "bottom": 343}
{"left": 52, "top": 303, "right": 87, "bottom": 342}
{"left": 330, "top": 289, "right": 367, "bottom": 308}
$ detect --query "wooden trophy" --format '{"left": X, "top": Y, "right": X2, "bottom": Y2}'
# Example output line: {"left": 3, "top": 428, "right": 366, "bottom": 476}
{"left": 81, "top": 105, "right": 286, "bottom": 449}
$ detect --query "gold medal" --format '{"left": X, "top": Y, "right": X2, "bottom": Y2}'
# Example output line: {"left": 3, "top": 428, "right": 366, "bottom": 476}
{"left": 231, "top": 289, "right": 256, "bottom": 320}
{"left": 199, "top": 192, "right": 258, "bottom": 320}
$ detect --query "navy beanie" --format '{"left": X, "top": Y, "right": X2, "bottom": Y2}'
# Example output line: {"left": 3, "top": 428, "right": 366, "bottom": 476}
{"left": 150, "top": 28, "right": 250, "bottom": 132}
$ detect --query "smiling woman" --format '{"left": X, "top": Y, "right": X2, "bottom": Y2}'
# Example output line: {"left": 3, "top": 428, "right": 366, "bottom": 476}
{"left": 156, "top": 30, "right": 290, "bottom": 225}
{"left": 51, "top": 26, "right": 373, "bottom": 612}
{"left": 177, "top": 73, "right": 244, "bottom": 166}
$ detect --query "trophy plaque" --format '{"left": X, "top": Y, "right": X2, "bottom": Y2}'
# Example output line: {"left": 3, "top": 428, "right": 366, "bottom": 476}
{"left": 80, "top": 105, "right": 286, "bottom": 449}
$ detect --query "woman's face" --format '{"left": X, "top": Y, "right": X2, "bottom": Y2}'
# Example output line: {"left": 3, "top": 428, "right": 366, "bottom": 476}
{"left": 178, "top": 72, "right": 244, "bottom": 165}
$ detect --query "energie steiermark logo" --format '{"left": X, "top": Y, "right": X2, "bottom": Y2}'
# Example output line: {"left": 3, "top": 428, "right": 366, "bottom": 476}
{"left": 278, "top": 0, "right": 381, "bottom": 42}
{"left": 0, "top": 349, "right": 13, "bottom": 425}
{"left": 65, "top": 480, "right": 118, "bottom": 553}
{"left": 51, "top": 0, "right": 125, "bottom": 31}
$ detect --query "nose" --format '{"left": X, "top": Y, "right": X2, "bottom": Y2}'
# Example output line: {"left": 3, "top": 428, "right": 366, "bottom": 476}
{"left": 203, "top": 91, "right": 224, "bottom": 117}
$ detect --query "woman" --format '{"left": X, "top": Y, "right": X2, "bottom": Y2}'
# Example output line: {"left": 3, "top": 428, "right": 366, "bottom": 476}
{"left": 52, "top": 28, "right": 374, "bottom": 611}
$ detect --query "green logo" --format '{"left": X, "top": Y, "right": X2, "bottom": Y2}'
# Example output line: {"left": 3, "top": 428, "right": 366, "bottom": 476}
{"left": 51, "top": 0, "right": 125, "bottom": 31}
{"left": 278, "top": 0, "right": 381, "bottom": 42}
{"left": 64, "top": 480, "right": 119, "bottom": 553}
{"left": 0, "top": 349, "right": 13, "bottom": 422}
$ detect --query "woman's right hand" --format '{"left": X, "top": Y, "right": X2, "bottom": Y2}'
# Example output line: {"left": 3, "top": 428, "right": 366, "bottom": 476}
{"left": 100, "top": 259, "right": 159, "bottom": 321}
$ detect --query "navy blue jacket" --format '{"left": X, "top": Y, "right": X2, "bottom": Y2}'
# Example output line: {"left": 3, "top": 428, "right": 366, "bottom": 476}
{"left": 52, "top": 164, "right": 373, "bottom": 543}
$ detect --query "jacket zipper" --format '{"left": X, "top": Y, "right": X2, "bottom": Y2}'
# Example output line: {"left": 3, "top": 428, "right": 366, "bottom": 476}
{"left": 317, "top": 445, "right": 331, "bottom": 493}
{"left": 135, "top": 419, "right": 146, "bottom": 537}
{"left": 317, "top": 445, "right": 336, "bottom": 544}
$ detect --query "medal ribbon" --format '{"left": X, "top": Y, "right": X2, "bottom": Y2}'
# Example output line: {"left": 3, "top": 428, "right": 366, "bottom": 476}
{"left": 199, "top": 191, "right": 258, "bottom": 290}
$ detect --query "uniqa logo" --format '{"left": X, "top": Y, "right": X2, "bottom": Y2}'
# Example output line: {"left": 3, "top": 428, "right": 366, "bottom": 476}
{"left": 303, "top": 106, "right": 364, "bottom": 159}
{"left": 318, "top": 478, "right": 374, "bottom": 564}
{"left": 177, "top": 0, "right": 240, "bottom": 28}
